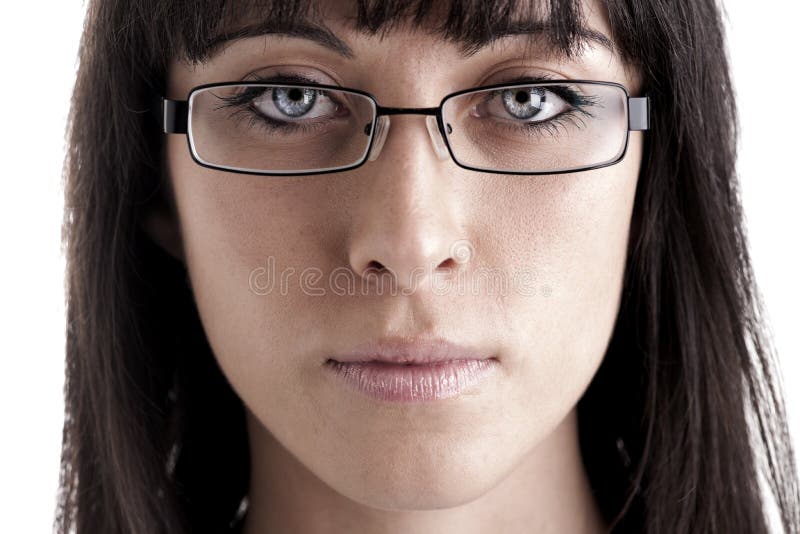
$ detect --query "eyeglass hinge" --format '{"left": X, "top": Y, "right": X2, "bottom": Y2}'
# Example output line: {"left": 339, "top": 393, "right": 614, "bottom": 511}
{"left": 162, "top": 98, "right": 188, "bottom": 134}
{"left": 628, "top": 97, "right": 650, "bottom": 131}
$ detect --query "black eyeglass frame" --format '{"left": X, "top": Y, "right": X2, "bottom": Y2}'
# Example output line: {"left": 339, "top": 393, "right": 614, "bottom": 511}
{"left": 160, "top": 79, "right": 650, "bottom": 177}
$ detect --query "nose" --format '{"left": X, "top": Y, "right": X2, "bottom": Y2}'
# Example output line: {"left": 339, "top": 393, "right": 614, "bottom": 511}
{"left": 347, "top": 115, "right": 468, "bottom": 293}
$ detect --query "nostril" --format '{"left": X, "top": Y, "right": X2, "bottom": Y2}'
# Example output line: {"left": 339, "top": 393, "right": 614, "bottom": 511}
{"left": 364, "top": 260, "right": 385, "bottom": 274}
{"left": 437, "top": 257, "right": 457, "bottom": 271}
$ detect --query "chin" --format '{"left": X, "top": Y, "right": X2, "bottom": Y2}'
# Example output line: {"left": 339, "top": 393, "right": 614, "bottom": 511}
{"left": 321, "top": 437, "right": 514, "bottom": 511}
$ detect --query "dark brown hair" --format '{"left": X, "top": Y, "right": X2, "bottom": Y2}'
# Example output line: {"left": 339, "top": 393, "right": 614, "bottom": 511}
{"left": 58, "top": 1, "right": 800, "bottom": 532}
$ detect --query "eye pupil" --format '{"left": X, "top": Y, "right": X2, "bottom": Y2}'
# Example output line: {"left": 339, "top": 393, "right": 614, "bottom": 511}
{"left": 272, "top": 86, "right": 317, "bottom": 117}
{"left": 502, "top": 87, "right": 546, "bottom": 119}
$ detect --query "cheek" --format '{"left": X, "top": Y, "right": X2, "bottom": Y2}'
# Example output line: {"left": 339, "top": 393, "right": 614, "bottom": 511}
{"left": 493, "top": 133, "right": 642, "bottom": 442}
{"left": 165, "top": 135, "right": 334, "bottom": 391}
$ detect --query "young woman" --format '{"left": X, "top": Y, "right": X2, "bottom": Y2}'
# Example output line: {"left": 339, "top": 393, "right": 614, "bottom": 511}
{"left": 58, "top": 0, "right": 800, "bottom": 532}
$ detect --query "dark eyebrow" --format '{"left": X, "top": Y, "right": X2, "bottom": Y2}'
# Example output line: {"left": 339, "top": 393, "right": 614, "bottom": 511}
{"left": 204, "top": 20, "right": 355, "bottom": 59}
{"left": 203, "top": 18, "right": 613, "bottom": 61}
{"left": 459, "top": 21, "right": 616, "bottom": 58}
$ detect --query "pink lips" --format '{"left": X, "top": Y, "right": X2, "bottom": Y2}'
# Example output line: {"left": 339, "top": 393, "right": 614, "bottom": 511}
{"left": 325, "top": 337, "right": 498, "bottom": 403}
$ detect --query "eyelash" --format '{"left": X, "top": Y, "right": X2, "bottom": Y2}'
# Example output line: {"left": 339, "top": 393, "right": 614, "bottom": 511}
{"left": 482, "top": 74, "right": 599, "bottom": 139}
{"left": 215, "top": 72, "right": 600, "bottom": 139}
{"left": 215, "top": 73, "right": 342, "bottom": 135}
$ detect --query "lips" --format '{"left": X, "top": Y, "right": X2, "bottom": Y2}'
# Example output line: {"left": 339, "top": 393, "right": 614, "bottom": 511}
{"left": 327, "top": 336, "right": 496, "bottom": 365}
{"left": 325, "top": 336, "right": 498, "bottom": 403}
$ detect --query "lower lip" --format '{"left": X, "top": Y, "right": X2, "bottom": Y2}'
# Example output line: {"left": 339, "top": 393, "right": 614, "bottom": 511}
{"left": 324, "top": 358, "right": 497, "bottom": 403}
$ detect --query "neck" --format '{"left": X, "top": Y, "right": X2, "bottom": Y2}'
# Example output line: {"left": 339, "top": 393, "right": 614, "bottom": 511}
{"left": 241, "top": 407, "right": 606, "bottom": 534}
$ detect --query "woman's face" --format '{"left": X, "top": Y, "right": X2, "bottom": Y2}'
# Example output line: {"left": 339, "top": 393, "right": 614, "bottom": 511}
{"left": 163, "top": 0, "right": 642, "bottom": 510}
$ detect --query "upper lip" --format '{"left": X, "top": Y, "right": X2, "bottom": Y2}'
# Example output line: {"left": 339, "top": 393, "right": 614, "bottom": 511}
{"left": 328, "top": 336, "right": 495, "bottom": 365}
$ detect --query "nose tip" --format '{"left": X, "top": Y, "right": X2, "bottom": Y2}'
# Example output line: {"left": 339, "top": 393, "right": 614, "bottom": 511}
{"left": 347, "top": 183, "right": 471, "bottom": 292}
{"left": 349, "top": 225, "right": 466, "bottom": 292}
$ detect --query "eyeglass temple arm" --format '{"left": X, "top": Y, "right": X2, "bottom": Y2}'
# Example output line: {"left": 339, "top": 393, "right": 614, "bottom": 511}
{"left": 160, "top": 97, "right": 189, "bottom": 134}
{"left": 158, "top": 95, "right": 650, "bottom": 134}
{"left": 628, "top": 97, "right": 650, "bottom": 131}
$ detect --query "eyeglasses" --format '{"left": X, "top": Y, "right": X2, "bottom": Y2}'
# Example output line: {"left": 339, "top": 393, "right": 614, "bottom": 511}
{"left": 161, "top": 80, "right": 650, "bottom": 176}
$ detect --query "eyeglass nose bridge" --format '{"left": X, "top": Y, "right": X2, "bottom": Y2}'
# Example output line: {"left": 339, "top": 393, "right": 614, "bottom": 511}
{"left": 366, "top": 107, "right": 450, "bottom": 163}
{"left": 425, "top": 116, "right": 451, "bottom": 161}
{"left": 367, "top": 116, "right": 391, "bottom": 162}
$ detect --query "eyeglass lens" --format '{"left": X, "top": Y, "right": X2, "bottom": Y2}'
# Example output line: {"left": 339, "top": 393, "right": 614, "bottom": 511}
{"left": 187, "top": 82, "right": 628, "bottom": 175}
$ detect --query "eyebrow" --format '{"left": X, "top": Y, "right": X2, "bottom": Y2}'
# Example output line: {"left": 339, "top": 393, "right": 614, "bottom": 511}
{"left": 203, "top": 18, "right": 614, "bottom": 61}
{"left": 462, "top": 21, "right": 615, "bottom": 58}
{"left": 205, "top": 21, "right": 355, "bottom": 59}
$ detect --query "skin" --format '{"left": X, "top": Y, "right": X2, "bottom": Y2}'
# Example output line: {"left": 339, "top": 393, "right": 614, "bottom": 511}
{"left": 148, "top": 1, "right": 643, "bottom": 532}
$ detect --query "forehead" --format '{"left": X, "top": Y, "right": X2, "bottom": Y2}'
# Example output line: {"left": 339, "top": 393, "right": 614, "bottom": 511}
{"left": 183, "top": 0, "right": 612, "bottom": 62}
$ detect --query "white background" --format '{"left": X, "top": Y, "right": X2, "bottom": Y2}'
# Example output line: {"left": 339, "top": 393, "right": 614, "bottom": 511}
{"left": 0, "top": 1, "right": 797, "bottom": 531}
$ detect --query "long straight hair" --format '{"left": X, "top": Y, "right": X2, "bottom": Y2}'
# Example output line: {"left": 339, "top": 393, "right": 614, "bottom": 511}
{"left": 57, "top": 1, "right": 800, "bottom": 532}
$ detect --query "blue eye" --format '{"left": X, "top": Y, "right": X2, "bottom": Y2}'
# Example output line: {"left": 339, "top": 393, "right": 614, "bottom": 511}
{"left": 501, "top": 87, "right": 548, "bottom": 119}
{"left": 250, "top": 87, "right": 341, "bottom": 122}
{"left": 271, "top": 86, "right": 318, "bottom": 117}
{"left": 481, "top": 87, "right": 569, "bottom": 123}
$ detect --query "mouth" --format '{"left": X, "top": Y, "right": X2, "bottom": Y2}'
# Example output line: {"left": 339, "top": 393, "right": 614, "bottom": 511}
{"left": 324, "top": 336, "right": 499, "bottom": 403}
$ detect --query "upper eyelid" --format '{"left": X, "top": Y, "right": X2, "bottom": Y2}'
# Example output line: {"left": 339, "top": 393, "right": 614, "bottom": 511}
{"left": 201, "top": 76, "right": 607, "bottom": 117}
{"left": 215, "top": 84, "right": 347, "bottom": 127}
{"left": 217, "top": 75, "right": 581, "bottom": 97}
{"left": 482, "top": 83, "right": 598, "bottom": 109}
{"left": 245, "top": 71, "right": 332, "bottom": 84}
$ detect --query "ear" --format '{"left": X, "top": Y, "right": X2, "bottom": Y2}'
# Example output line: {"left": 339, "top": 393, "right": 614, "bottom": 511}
{"left": 141, "top": 195, "right": 185, "bottom": 263}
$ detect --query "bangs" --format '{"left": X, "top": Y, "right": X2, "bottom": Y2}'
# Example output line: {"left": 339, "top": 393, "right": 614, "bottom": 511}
{"left": 166, "top": 0, "right": 596, "bottom": 63}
